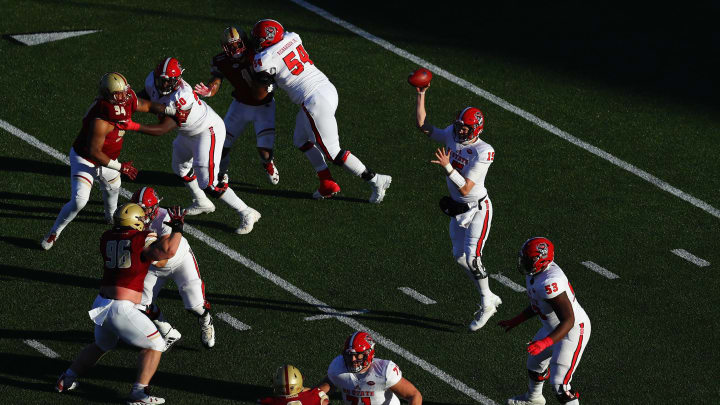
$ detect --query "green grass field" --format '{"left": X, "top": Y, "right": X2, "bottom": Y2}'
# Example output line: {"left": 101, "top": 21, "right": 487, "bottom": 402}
{"left": 2, "top": 1, "right": 719, "bottom": 404}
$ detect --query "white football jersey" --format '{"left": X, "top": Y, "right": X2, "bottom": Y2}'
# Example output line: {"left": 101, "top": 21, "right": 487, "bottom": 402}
{"left": 144, "top": 73, "right": 219, "bottom": 136}
{"left": 525, "top": 261, "right": 589, "bottom": 331}
{"left": 252, "top": 32, "right": 329, "bottom": 105}
{"left": 430, "top": 125, "right": 494, "bottom": 203}
{"left": 327, "top": 356, "right": 402, "bottom": 405}
{"left": 146, "top": 207, "right": 190, "bottom": 269}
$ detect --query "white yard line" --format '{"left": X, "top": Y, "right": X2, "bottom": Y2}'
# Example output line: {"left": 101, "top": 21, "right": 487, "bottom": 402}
{"left": 9, "top": 30, "right": 100, "bottom": 46}
{"left": 398, "top": 287, "right": 437, "bottom": 304}
{"left": 216, "top": 312, "right": 252, "bottom": 331}
{"left": 670, "top": 249, "right": 710, "bottom": 267}
{"left": 289, "top": 0, "right": 720, "bottom": 222}
{"left": 1, "top": 118, "right": 498, "bottom": 405}
{"left": 580, "top": 261, "right": 620, "bottom": 279}
{"left": 490, "top": 273, "right": 526, "bottom": 293}
{"left": 23, "top": 339, "right": 60, "bottom": 358}
{"left": 304, "top": 309, "right": 369, "bottom": 321}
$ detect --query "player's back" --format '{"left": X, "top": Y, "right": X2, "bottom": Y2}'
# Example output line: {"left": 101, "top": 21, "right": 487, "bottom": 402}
{"left": 258, "top": 388, "right": 326, "bottom": 405}
{"left": 253, "top": 31, "right": 328, "bottom": 105}
{"left": 100, "top": 228, "right": 155, "bottom": 292}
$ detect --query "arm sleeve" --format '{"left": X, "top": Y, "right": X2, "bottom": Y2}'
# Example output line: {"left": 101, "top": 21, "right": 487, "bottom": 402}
{"left": 429, "top": 125, "right": 450, "bottom": 143}
{"left": 384, "top": 360, "right": 403, "bottom": 388}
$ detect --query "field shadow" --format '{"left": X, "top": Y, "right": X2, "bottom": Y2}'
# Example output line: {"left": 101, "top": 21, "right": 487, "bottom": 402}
{"left": 0, "top": 158, "right": 68, "bottom": 177}
{"left": 229, "top": 183, "right": 371, "bottom": 204}
{"left": 0, "top": 265, "right": 99, "bottom": 289}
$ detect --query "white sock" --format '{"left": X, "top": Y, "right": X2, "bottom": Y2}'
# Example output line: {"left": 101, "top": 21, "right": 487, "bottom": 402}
{"left": 185, "top": 179, "right": 207, "bottom": 200}
{"left": 341, "top": 152, "right": 366, "bottom": 177}
{"left": 132, "top": 382, "right": 148, "bottom": 393}
{"left": 102, "top": 187, "right": 119, "bottom": 221}
{"left": 478, "top": 277, "right": 493, "bottom": 306}
{"left": 304, "top": 146, "right": 329, "bottom": 171}
{"left": 219, "top": 187, "right": 248, "bottom": 212}
{"left": 528, "top": 378, "right": 544, "bottom": 398}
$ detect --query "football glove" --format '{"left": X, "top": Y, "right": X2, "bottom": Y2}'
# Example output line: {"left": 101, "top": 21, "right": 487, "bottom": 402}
{"left": 163, "top": 206, "right": 186, "bottom": 234}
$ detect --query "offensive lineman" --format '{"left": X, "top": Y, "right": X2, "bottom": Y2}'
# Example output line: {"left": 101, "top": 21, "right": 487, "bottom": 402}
{"left": 127, "top": 57, "right": 261, "bottom": 234}
{"left": 318, "top": 331, "right": 422, "bottom": 405}
{"left": 55, "top": 203, "right": 186, "bottom": 405}
{"left": 194, "top": 26, "right": 280, "bottom": 186}
{"left": 413, "top": 83, "right": 502, "bottom": 331}
{"left": 41, "top": 72, "right": 181, "bottom": 250}
{"left": 259, "top": 364, "right": 329, "bottom": 405}
{"left": 250, "top": 19, "right": 392, "bottom": 203}
{"left": 131, "top": 187, "right": 215, "bottom": 350}
{"left": 498, "top": 237, "right": 591, "bottom": 405}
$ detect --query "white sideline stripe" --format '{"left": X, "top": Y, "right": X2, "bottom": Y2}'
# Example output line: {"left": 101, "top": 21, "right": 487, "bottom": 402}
{"left": 490, "top": 273, "right": 526, "bottom": 293}
{"left": 0, "top": 118, "right": 497, "bottom": 405}
{"left": 290, "top": 0, "right": 720, "bottom": 222}
{"left": 398, "top": 287, "right": 436, "bottom": 304}
{"left": 304, "top": 309, "right": 369, "bottom": 321}
{"left": 23, "top": 339, "right": 60, "bottom": 358}
{"left": 217, "top": 312, "right": 251, "bottom": 331}
{"left": 580, "top": 261, "right": 620, "bottom": 279}
{"left": 671, "top": 249, "right": 710, "bottom": 267}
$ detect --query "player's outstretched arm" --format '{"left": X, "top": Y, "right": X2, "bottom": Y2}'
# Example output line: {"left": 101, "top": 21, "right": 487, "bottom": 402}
{"left": 498, "top": 305, "right": 536, "bottom": 332}
{"left": 415, "top": 84, "right": 433, "bottom": 135}
{"left": 194, "top": 77, "right": 222, "bottom": 98}
{"left": 389, "top": 377, "right": 422, "bottom": 405}
{"left": 431, "top": 147, "right": 476, "bottom": 196}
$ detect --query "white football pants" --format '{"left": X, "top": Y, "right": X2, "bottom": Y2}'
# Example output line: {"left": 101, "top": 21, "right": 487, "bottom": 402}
{"left": 172, "top": 113, "right": 225, "bottom": 189}
{"left": 141, "top": 248, "right": 208, "bottom": 314}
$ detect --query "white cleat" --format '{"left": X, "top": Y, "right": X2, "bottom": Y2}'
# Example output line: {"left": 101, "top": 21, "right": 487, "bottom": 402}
{"left": 41, "top": 233, "right": 57, "bottom": 250}
{"left": 126, "top": 387, "right": 165, "bottom": 405}
{"left": 55, "top": 372, "right": 77, "bottom": 393}
{"left": 369, "top": 174, "right": 392, "bottom": 204}
{"left": 162, "top": 328, "right": 182, "bottom": 351}
{"left": 469, "top": 294, "right": 502, "bottom": 331}
{"left": 185, "top": 198, "right": 215, "bottom": 216}
{"left": 236, "top": 207, "right": 261, "bottom": 234}
{"left": 200, "top": 315, "right": 216, "bottom": 349}
{"left": 264, "top": 161, "right": 280, "bottom": 185}
{"left": 506, "top": 393, "right": 546, "bottom": 405}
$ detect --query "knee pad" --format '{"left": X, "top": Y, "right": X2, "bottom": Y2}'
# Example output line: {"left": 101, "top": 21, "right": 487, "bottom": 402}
{"left": 204, "top": 183, "right": 228, "bottom": 199}
{"left": 179, "top": 278, "right": 208, "bottom": 311}
{"left": 528, "top": 368, "right": 550, "bottom": 382}
{"left": 298, "top": 141, "right": 314, "bottom": 152}
{"left": 467, "top": 255, "right": 488, "bottom": 279}
{"left": 332, "top": 149, "right": 350, "bottom": 166}
{"left": 178, "top": 169, "right": 197, "bottom": 183}
{"left": 554, "top": 385, "right": 580, "bottom": 403}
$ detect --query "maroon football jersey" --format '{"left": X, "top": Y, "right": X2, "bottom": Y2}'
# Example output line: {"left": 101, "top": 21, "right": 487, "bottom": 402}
{"left": 259, "top": 389, "right": 325, "bottom": 405}
{"left": 211, "top": 52, "right": 273, "bottom": 106}
{"left": 99, "top": 228, "right": 153, "bottom": 292}
{"left": 72, "top": 89, "right": 139, "bottom": 164}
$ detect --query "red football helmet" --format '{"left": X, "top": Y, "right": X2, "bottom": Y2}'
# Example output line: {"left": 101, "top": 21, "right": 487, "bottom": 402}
{"left": 154, "top": 57, "right": 185, "bottom": 96}
{"left": 130, "top": 187, "right": 162, "bottom": 222}
{"left": 251, "top": 19, "right": 284, "bottom": 51}
{"left": 518, "top": 237, "right": 555, "bottom": 276}
{"left": 343, "top": 331, "right": 375, "bottom": 373}
{"left": 453, "top": 107, "right": 485, "bottom": 144}
{"left": 221, "top": 26, "right": 248, "bottom": 59}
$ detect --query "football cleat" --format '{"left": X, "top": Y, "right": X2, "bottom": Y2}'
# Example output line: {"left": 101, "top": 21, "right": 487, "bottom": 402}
{"left": 41, "top": 233, "right": 57, "bottom": 250}
{"left": 185, "top": 198, "right": 215, "bottom": 216}
{"left": 126, "top": 387, "right": 165, "bottom": 405}
{"left": 199, "top": 314, "right": 216, "bottom": 349}
{"left": 236, "top": 207, "right": 261, "bottom": 234}
{"left": 469, "top": 294, "right": 503, "bottom": 331}
{"left": 506, "top": 393, "right": 546, "bottom": 405}
{"left": 264, "top": 161, "right": 280, "bottom": 185}
{"left": 55, "top": 372, "right": 78, "bottom": 393}
{"left": 369, "top": 174, "right": 392, "bottom": 204}
{"left": 312, "top": 179, "right": 341, "bottom": 200}
{"left": 162, "top": 327, "right": 182, "bottom": 351}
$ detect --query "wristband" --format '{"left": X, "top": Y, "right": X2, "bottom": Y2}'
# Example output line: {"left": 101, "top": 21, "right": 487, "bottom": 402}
{"left": 443, "top": 163, "right": 453, "bottom": 175}
{"left": 448, "top": 169, "right": 467, "bottom": 189}
{"left": 107, "top": 159, "right": 122, "bottom": 171}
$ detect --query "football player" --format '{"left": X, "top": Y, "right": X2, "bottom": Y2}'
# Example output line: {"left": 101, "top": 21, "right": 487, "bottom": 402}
{"left": 413, "top": 82, "right": 502, "bottom": 331}
{"left": 498, "top": 237, "right": 591, "bottom": 405}
{"left": 41, "top": 72, "right": 182, "bottom": 250}
{"left": 318, "top": 331, "right": 422, "bottom": 405}
{"left": 131, "top": 187, "right": 215, "bottom": 349}
{"left": 258, "top": 364, "right": 329, "bottom": 405}
{"left": 129, "top": 57, "right": 261, "bottom": 234}
{"left": 250, "top": 19, "right": 392, "bottom": 203}
{"left": 194, "top": 26, "right": 280, "bottom": 186}
{"left": 55, "top": 203, "right": 186, "bottom": 405}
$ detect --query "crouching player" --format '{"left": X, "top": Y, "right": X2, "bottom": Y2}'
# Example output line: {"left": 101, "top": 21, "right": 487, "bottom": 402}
{"left": 259, "top": 364, "right": 329, "bottom": 405}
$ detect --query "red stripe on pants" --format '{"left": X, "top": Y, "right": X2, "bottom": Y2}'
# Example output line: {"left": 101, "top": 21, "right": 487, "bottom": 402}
{"left": 208, "top": 127, "right": 216, "bottom": 186}
{"left": 563, "top": 322, "right": 584, "bottom": 385}
{"left": 189, "top": 248, "right": 208, "bottom": 309}
{"left": 475, "top": 199, "right": 491, "bottom": 257}
{"left": 302, "top": 104, "right": 332, "bottom": 159}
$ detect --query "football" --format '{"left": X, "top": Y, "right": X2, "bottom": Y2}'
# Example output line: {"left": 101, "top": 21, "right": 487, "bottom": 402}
{"left": 408, "top": 67, "right": 432, "bottom": 88}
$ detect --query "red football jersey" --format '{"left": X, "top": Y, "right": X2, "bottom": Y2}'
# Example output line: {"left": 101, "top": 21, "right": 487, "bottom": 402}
{"left": 259, "top": 388, "right": 325, "bottom": 405}
{"left": 211, "top": 52, "right": 273, "bottom": 106}
{"left": 100, "top": 228, "right": 154, "bottom": 292}
{"left": 72, "top": 89, "right": 139, "bottom": 164}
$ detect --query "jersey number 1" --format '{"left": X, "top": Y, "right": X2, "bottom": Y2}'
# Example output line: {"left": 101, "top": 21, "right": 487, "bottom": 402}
{"left": 283, "top": 44, "right": 313, "bottom": 75}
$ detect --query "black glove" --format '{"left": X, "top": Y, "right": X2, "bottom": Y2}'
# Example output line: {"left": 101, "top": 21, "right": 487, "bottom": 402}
{"left": 163, "top": 206, "right": 186, "bottom": 234}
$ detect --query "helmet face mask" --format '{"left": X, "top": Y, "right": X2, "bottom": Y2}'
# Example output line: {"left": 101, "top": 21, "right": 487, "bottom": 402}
{"left": 272, "top": 364, "right": 304, "bottom": 397}
{"left": 113, "top": 203, "right": 146, "bottom": 231}
{"left": 251, "top": 19, "right": 285, "bottom": 51}
{"left": 518, "top": 237, "right": 555, "bottom": 276}
{"left": 131, "top": 187, "right": 162, "bottom": 223}
{"left": 343, "top": 332, "right": 375, "bottom": 373}
{"left": 154, "top": 57, "right": 185, "bottom": 96}
{"left": 221, "top": 26, "right": 248, "bottom": 59}
{"left": 453, "top": 107, "right": 484, "bottom": 145}
{"left": 99, "top": 72, "right": 131, "bottom": 107}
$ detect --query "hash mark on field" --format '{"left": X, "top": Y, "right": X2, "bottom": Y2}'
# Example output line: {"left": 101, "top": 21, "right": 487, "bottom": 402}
{"left": 217, "top": 312, "right": 251, "bottom": 331}
{"left": 304, "top": 309, "right": 370, "bottom": 321}
{"left": 289, "top": 0, "right": 720, "bottom": 222}
{"left": 23, "top": 339, "right": 60, "bottom": 358}
{"left": 580, "top": 261, "right": 620, "bottom": 279}
{"left": 490, "top": 273, "right": 526, "bottom": 292}
{"left": 671, "top": 249, "right": 710, "bottom": 267}
{"left": 398, "top": 287, "right": 436, "bottom": 304}
{"left": 8, "top": 30, "right": 100, "bottom": 46}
